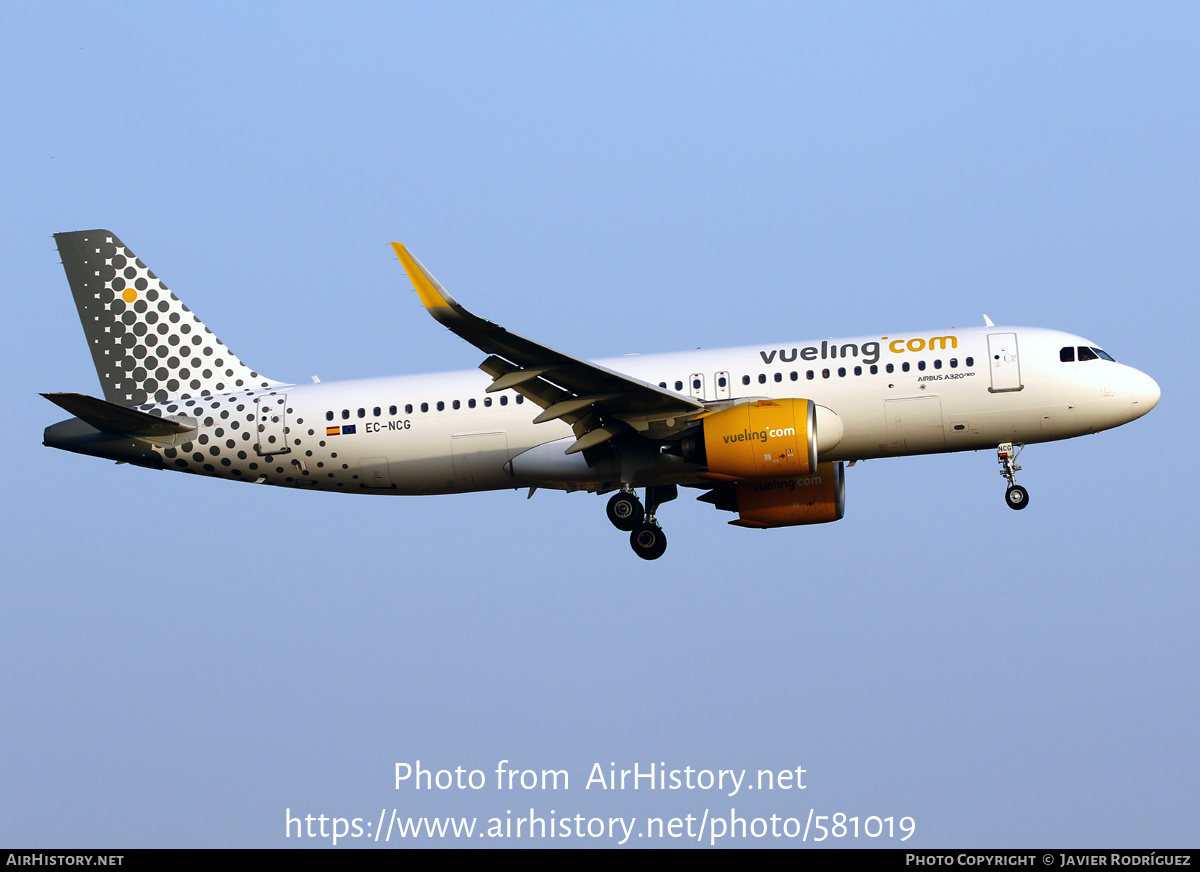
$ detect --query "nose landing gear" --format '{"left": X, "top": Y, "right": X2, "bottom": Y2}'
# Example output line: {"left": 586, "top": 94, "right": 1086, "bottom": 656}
{"left": 997, "top": 442, "right": 1029, "bottom": 510}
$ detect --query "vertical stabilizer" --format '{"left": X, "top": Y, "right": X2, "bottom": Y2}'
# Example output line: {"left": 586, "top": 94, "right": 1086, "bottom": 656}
{"left": 54, "top": 230, "right": 278, "bottom": 406}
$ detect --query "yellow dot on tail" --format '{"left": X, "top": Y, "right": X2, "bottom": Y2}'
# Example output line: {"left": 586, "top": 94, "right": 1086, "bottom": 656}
{"left": 122, "top": 288, "right": 137, "bottom": 303}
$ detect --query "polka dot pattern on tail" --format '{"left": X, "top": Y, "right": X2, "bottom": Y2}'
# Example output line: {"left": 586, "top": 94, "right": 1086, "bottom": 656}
{"left": 54, "top": 230, "right": 280, "bottom": 406}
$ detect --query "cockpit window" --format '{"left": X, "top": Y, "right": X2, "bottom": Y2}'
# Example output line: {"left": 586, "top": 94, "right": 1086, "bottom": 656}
{"left": 1077, "top": 346, "right": 1098, "bottom": 361}
{"left": 1093, "top": 347, "right": 1116, "bottom": 362}
{"left": 1060, "top": 346, "right": 1075, "bottom": 362}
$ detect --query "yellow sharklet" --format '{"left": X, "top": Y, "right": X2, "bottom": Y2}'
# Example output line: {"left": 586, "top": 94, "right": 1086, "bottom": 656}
{"left": 391, "top": 242, "right": 452, "bottom": 310}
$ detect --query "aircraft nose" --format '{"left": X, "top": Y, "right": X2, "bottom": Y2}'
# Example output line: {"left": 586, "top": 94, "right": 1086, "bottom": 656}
{"left": 1128, "top": 369, "right": 1160, "bottom": 419}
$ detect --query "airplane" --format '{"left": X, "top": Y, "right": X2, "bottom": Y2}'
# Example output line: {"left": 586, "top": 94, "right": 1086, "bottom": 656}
{"left": 43, "top": 230, "right": 1160, "bottom": 560}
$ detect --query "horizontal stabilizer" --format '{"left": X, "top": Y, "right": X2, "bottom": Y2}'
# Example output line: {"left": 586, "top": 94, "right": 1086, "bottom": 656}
{"left": 41, "top": 392, "right": 196, "bottom": 438}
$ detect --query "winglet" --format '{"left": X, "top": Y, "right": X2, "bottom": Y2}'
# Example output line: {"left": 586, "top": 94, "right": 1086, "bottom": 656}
{"left": 391, "top": 243, "right": 456, "bottom": 310}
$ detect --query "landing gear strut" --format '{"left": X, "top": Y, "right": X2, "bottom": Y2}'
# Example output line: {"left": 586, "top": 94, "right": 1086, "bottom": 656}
{"left": 997, "top": 442, "right": 1029, "bottom": 510}
{"left": 612, "top": 484, "right": 676, "bottom": 560}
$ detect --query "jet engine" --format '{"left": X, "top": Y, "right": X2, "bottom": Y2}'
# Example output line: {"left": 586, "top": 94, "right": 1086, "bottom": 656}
{"left": 678, "top": 399, "right": 842, "bottom": 480}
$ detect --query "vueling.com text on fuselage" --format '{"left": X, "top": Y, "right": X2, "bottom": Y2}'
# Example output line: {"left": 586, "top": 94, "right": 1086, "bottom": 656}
{"left": 758, "top": 334, "right": 958, "bottom": 367}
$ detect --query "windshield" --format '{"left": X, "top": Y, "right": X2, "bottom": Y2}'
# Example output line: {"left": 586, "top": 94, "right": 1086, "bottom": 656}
{"left": 1067, "top": 346, "right": 1117, "bottom": 363}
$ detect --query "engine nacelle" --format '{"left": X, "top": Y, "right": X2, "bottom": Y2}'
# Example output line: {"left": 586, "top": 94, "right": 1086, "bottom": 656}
{"left": 729, "top": 461, "right": 846, "bottom": 528}
{"left": 685, "top": 398, "right": 841, "bottom": 481}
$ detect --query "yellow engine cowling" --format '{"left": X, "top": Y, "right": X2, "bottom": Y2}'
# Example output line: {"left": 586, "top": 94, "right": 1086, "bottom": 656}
{"left": 729, "top": 461, "right": 845, "bottom": 528}
{"left": 699, "top": 399, "right": 817, "bottom": 481}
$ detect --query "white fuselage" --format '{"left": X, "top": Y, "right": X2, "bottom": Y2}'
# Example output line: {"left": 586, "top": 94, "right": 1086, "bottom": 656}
{"left": 129, "top": 325, "right": 1158, "bottom": 495}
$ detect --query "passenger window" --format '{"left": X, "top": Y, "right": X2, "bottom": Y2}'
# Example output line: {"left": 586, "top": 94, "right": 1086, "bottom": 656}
{"left": 693, "top": 378, "right": 702, "bottom": 389}
{"left": 500, "top": 396, "right": 508, "bottom": 406}
{"left": 774, "top": 372, "right": 782, "bottom": 383}
{"left": 917, "top": 360, "right": 926, "bottom": 371}
{"left": 326, "top": 411, "right": 333, "bottom": 421}
{"left": 966, "top": 357, "right": 974, "bottom": 366}
{"left": 358, "top": 408, "right": 365, "bottom": 418}
{"left": 341, "top": 409, "right": 349, "bottom": 420}
{"left": 934, "top": 359, "right": 942, "bottom": 370}
{"left": 373, "top": 406, "right": 381, "bottom": 416}
{"left": 758, "top": 374, "right": 767, "bottom": 384}
{"left": 806, "top": 371, "right": 814, "bottom": 380}
{"left": 389, "top": 405, "right": 397, "bottom": 415}
{"left": 516, "top": 395, "right": 524, "bottom": 404}
{"left": 675, "top": 380, "right": 683, "bottom": 391}
{"left": 822, "top": 369, "right": 830, "bottom": 379}
{"left": 437, "top": 401, "right": 445, "bottom": 411}
{"left": 886, "top": 364, "right": 894, "bottom": 374}
{"left": 742, "top": 376, "right": 750, "bottom": 386}
{"left": 420, "top": 402, "right": 428, "bottom": 413}
{"left": 870, "top": 365, "right": 878, "bottom": 375}
{"left": 659, "top": 382, "right": 667, "bottom": 388}
{"left": 790, "top": 371, "right": 798, "bottom": 381}
{"left": 718, "top": 376, "right": 728, "bottom": 388}
{"left": 452, "top": 400, "right": 460, "bottom": 410}
{"left": 405, "top": 404, "right": 413, "bottom": 414}
{"left": 837, "top": 367, "right": 846, "bottom": 377}
{"left": 1077, "top": 346, "right": 1098, "bottom": 361}
{"left": 1060, "top": 347, "right": 1075, "bottom": 362}
{"left": 950, "top": 358, "right": 958, "bottom": 368}
{"left": 468, "top": 398, "right": 476, "bottom": 408}
{"left": 902, "top": 362, "right": 910, "bottom": 372}
{"left": 484, "top": 397, "right": 492, "bottom": 407}
{"left": 854, "top": 366, "right": 862, "bottom": 376}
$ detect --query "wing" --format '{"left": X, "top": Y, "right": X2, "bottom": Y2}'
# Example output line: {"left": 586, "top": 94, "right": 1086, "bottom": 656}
{"left": 392, "top": 244, "right": 705, "bottom": 454}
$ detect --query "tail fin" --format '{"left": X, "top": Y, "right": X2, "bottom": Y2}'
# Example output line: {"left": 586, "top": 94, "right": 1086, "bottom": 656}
{"left": 54, "top": 230, "right": 278, "bottom": 406}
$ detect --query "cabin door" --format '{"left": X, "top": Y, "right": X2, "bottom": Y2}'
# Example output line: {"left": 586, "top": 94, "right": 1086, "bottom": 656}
{"left": 255, "top": 394, "right": 290, "bottom": 456}
{"left": 987, "top": 333, "right": 1024, "bottom": 392}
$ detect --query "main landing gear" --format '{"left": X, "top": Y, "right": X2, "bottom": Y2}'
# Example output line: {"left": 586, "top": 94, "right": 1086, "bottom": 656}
{"left": 606, "top": 490, "right": 644, "bottom": 531}
{"left": 607, "top": 485, "right": 676, "bottom": 559}
{"left": 997, "top": 442, "right": 1029, "bottom": 510}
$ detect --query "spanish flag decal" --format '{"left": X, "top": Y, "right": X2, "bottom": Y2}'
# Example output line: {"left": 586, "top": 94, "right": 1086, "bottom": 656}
{"left": 326, "top": 426, "right": 340, "bottom": 436}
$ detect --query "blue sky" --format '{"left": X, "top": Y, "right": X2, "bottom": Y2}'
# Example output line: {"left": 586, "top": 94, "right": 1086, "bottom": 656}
{"left": 2, "top": 2, "right": 1196, "bottom": 847}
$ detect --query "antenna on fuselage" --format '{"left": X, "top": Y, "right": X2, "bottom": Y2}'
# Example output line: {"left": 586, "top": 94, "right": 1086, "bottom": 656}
{"left": 983, "top": 314, "right": 995, "bottom": 327}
